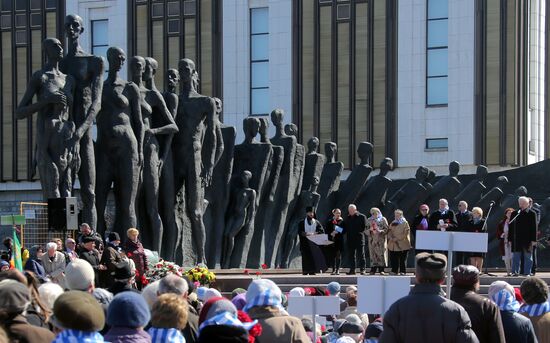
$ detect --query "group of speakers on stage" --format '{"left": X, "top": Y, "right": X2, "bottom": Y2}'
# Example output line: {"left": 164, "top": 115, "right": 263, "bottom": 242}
{"left": 298, "top": 196, "right": 539, "bottom": 276}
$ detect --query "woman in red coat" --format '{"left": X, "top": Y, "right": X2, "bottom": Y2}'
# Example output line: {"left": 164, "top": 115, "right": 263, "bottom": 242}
{"left": 123, "top": 228, "right": 148, "bottom": 289}
{"left": 496, "top": 208, "right": 514, "bottom": 276}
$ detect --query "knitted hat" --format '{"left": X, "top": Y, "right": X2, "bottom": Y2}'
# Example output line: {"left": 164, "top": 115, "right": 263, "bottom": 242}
{"left": 203, "top": 288, "right": 222, "bottom": 302}
{"left": 452, "top": 265, "right": 480, "bottom": 288}
{"left": 197, "top": 287, "right": 207, "bottom": 301}
{"left": 50, "top": 291, "right": 105, "bottom": 332}
{"left": 0, "top": 280, "right": 30, "bottom": 313}
{"left": 327, "top": 281, "right": 341, "bottom": 295}
{"left": 108, "top": 232, "right": 121, "bottom": 242}
{"left": 0, "top": 260, "right": 9, "bottom": 270}
{"left": 415, "top": 252, "right": 446, "bottom": 281}
{"left": 65, "top": 259, "right": 95, "bottom": 290}
{"left": 107, "top": 291, "right": 151, "bottom": 328}
{"left": 199, "top": 297, "right": 237, "bottom": 325}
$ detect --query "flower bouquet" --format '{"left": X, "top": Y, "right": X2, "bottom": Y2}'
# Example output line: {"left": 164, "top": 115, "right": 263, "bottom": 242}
{"left": 184, "top": 266, "right": 216, "bottom": 286}
{"left": 144, "top": 259, "right": 183, "bottom": 283}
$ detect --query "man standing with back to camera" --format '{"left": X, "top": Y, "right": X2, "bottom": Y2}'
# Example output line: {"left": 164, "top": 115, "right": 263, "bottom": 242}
{"left": 342, "top": 204, "right": 368, "bottom": 275}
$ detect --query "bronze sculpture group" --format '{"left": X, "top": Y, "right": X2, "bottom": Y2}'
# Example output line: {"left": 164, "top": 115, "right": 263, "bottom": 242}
{"left": 17, "top": 14, "right": 550, "bottom": 269}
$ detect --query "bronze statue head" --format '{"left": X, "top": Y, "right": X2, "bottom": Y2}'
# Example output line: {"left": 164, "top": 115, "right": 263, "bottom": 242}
{"left": 106, "top": 47, "right": 126, "bottom": 72}
{"left": 379, "top": 157, "right": 394, "bottom": 176}
{"left": 143, "top": 57, "right": 158, "bottom": 82}
{"left": 178, "top": 58, "right": 196, "bottom": 84}
{"left": 129, "top": 56, "right": 146, "bottom": 83}
{"left": 243, "top": 117, "right": 261, "bottom": 139}
{"left": 270, "top": 109, "right": 284, "bottom": 128}
{"left": 325, "top": 142, "right": 337, "bottom": 161}
{"left": 449, "top": 161, "right": 460, "bottom": 177}
{"left": 166, "top": 68, "right": 180, "bottom": 89}
{"left": 307, "top": 137, "right": 319, "bottom": 153}
{"left": 284, "top": 123, "right": 298, "bottom": 137}
{"left": 357, "top": 142, "right": 373, "bottom": 162}
{"left": 65, "top": 14, "right": 84, "bottom": 41}
{"left": 43, "top": 38, "right": 64, "bottom": 62}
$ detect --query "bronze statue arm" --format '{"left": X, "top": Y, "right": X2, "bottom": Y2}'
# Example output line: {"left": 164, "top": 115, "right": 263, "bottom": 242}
{"left": 75, "top": 57, "right": 104, "bottom": 139}
{"left": 202, "top": 98, "right": 217, "bottom": 185}
{"left": 213, "top": 121, "right": 224, "bottom": 166}
{"left": 128, "top": 84, "right": 145, "bottom": 164}
{"left": 245, "top": 190, "right": 257, "bottom": 226}
{"left": 148, "top": 93, "right": 178, "bottom": 136}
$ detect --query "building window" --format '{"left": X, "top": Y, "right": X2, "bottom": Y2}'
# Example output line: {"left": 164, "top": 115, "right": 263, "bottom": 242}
{"left": 426, "top": 0, "right": 448, "bottom": 106}
{"left": 91, "top": 20, "right": 108, "bottom": 61}
{"left": 425, "top": 138, "right": 448, "bottom": 150}
{"left": 250, "top": 7, "right": 269, "bottom": 116}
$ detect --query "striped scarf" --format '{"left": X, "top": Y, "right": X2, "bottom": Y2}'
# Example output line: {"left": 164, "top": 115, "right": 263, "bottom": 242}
{"left": 199, "top": 311, "right": 257, "bottom": 333}
{"left": 491, "top": 289, "right": 520, "bottom": 312}
{"left": 519, "top": 302, "right": 550, "bottom": 317}
{"left": 243, "top": 288, "right": 283, "bottom": 312}
{"left": 148, "top": 328, "right": 186, "bottom": 343}
{"left": 52, "top": 330, "right": 105, "bottom": 343}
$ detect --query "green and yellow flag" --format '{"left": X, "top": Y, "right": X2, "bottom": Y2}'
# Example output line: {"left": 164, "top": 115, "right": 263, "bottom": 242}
{"left": 11, "top": 228, "right": 23, "bottom": 271}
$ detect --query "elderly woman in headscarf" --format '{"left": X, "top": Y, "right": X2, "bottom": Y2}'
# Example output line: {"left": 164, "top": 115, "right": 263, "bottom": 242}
{"left": 489, "top": 281, "right": 537, "bottom": 343}
{"left": 24, "top": 246, "right": 46, "bottom": 282}
{"left": 366, "top": 207, "right": 388, "bottom": 275}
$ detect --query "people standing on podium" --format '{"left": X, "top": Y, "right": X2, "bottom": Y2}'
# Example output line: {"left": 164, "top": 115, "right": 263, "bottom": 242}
{"left": 387, "top": 209, "right": 411, "bottom": 275}
{"left": 411, "top": 204, "right": 430, "bottom": 255}
{"left": 496, "top": 208, "right": 515, "bottom": 275}
{"left": 428, "top": 198, "right": 458, "bottom": 232}
{"left": 366, "top": 207, "right": 388, "bottom": 275}
{"left": 466, "top": 207, "right": 486, "bottom": 271}
{"left": 342, "top": 204, "right": 368, "bottom": 275}
{"left": 456, "top": 201, "right": 473, "bottom": 266}
{"left": 509, "top": 196, "right": 538, "bottom": 276}
{"left": 325, "top": 208, "right": 344, "bottom": 275}
{"left": 298, "top": 206, "right": 325, "bottom": 275}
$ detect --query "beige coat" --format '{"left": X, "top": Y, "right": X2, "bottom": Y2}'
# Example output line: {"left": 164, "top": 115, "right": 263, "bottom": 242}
{"left": 522, "top": 312, "right": 550, "bottom": 343}
{"left": 40, "top": 251, "right": 66, "bottom": 288}
{"left": 387, "top": 220, "right": 412, "bottom": 251}
{"left": 247, "top": 306, "right": 310, "bottom": 343}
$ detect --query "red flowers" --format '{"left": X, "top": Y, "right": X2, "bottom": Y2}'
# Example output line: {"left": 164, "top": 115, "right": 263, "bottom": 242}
{"left": 244, "top": 269, "right": 250, "bottom": 275}
{"left": 238, "top": 310, "right": 262, "bottom": 343}
{"left": 261, "top": 263, "right": 268, "bottom": 270}
{"left": 255, "top": 271, "right": 261, "bottom": 276}
{"left": 141, "top": 274, "right": 148, "bottom": 286}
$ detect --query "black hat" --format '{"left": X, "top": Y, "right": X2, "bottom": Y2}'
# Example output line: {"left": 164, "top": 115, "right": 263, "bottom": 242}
{"left": 452, "top": 265, "right": 480, "bottom": 288}
{"left": 365, "top": 321, "right": 383, "bottom": 338}
{"left": 305, "top": 206, "right": 314, "bottom": 213}
{"left": 82, "top": 236, "right": 95, "bottom": 244}
{"left": 340, "top": 322, "right": 364, "bottom": 334}
{"left": 198, "top": 325, "right": 249, "bottom": 343}
{"left": 108, "top": 232, "right": 121, "bottom": 242}
{"left": 113, "top": 261, "right": 133, "bottom": 280}
{"left": 415, "top": 253, "right": 446, "bottom": 281}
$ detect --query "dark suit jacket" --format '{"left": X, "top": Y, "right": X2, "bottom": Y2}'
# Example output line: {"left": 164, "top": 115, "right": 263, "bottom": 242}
{"left": 509, "top": 208, "right": 538, "bottom": 251}
{"left": 428, "top": 210, "right": 458, "bottom": 231}
{"left": 342, "top": 212, "right": 368, "bottom": 247}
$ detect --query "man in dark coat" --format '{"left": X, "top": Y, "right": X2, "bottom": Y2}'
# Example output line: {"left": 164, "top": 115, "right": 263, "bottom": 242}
{"left": 298, "top": 206, "right": 325, "bottom": 275}
{"left": 99, "top": 232, "right": 123, "bottom": 288}
{"left": 509, "top": 196, "right": 538, "bottom": 276}
{"left": 455, "top": 201, "right": 473, "bottom": 265}
{"left": 79, "top": 236, "right": 105, "bottom": 286}
{"left": 380, "top": 253, "right": 479, "bottom": 343}
{"left": 342, "top": 204, "right": 367, "bottom": 275}
{"left": 451, "top": 265, "right": 506, "bottom": 343}
{"left": 428, "top": 198, "right": 458, "bottom": 231}
{"left": 77, "top": 223, "right": 104, "bottom": 252}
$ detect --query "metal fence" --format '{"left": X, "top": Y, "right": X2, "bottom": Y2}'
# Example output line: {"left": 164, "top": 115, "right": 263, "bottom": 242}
{"left": 19, "top": 202, "right": 74, "bottom": 249}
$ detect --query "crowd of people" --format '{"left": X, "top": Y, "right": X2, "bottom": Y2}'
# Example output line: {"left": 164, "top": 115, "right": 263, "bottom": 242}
{"left": 300, "top": 196, "right": 540, "bottom": 277}
{"left": 1, "top": 246, "right": 550, "bottom": 342}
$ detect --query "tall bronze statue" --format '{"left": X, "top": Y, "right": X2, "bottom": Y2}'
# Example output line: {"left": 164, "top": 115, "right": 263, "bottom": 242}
{"left": 95, "top": 48, "right": 143, "bottom": 237}
{"left": 316, "top": 142, "right": 344, "bottom": 219}
{"left": 138, "top": 57, "right": 178, "bottom": 252}
{"left": 16, "top": 38, "right": 77, "bottom": 199}
{"left": 159, "top": 68, "right": 180, "bottom": 259}
{"left": 222, "top": 170, "right": 257, "bottom": 269}
{"left": 204, "top": 97, "right": 235, "bottom": 267}
{"left": 425, "top": 161, "right": 463, "bottom": 210}
{"left": 302, "top": 137, "right": 326, "bottom": 191}
{"left": 355, "top": 157, "right": 394, "bottom": 216}
{"left": 385, "top": 166, "right": 431, "bottom": 218}
{"left": 335, "top": 142, "right": 374, "bottom": 212}
{"left": 60, "top": 14, "right": 105, "bottom": 229}
{"left": 452, "top": 165, "right": 488, "bottom": 207}
{"left": 172, "top": 58, "right": 217, "bottom": 264}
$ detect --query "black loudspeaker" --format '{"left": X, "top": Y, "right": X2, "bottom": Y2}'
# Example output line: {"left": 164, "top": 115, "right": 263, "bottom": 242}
{"left": 48, "top": 197, "right": 79, "bottom": 232}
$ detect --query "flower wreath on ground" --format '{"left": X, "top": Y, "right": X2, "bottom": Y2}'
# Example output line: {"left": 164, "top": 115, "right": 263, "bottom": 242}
{"left": 144, "top": 260, "right": 216, "bottom": 287}
{"left": 184, "top": 265, "right": 216, "bottom": 287}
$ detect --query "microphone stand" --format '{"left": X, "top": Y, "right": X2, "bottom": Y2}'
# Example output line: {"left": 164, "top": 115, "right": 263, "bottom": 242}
{"left": 482, "top": 202, "right": 497, "bottom": 276}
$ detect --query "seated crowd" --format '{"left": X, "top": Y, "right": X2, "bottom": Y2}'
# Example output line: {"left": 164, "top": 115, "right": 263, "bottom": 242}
{"left": 1, "top": 245, "right": 549, "bottom": 342}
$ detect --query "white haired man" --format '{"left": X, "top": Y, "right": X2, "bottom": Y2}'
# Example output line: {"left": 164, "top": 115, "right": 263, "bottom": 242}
{"left": 39, "top": 242, "right": 67, "bottom": 288}
{"left": 508, "top": 196, "right": 538, "bottom": 276}
{"left": 342, "top": 204, "right": 368, "bottom": 275}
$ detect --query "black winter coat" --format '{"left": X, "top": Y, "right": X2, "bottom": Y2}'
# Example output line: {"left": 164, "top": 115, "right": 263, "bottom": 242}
{"left": 379, "top": 283, "right": 479, "bottom": 343}
{"left": 508, "top": 208, "right": 538, "bottom": 251}
{"left": 342, "top": 212, "right": 367, "bottom": 247}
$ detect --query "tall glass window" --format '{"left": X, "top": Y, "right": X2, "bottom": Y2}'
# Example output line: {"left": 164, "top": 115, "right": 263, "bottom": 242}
{"left": 91, "top": 20, "right": 108, "bottom": 61}
{"left": 426, "top": 0, "right": 448, "bottom": 105}
{"left": 250, "top": 7, "right": 269, "bottom": 116}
